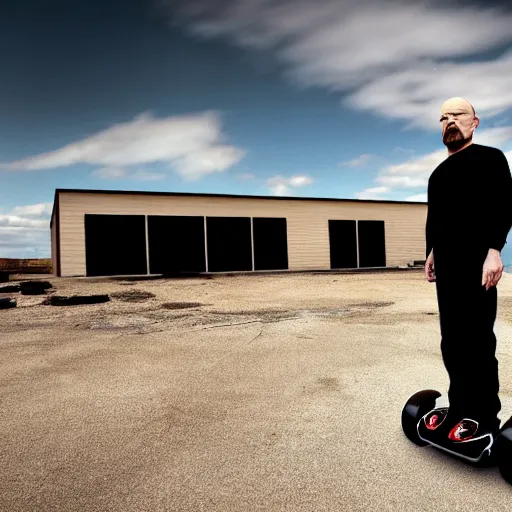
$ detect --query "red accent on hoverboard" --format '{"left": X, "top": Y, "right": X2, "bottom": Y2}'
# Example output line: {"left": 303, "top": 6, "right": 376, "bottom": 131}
{"left": 448, "top": 419, "right": 478, "bottom": 442}
{"left": 425, "top": 409, "right": 447, "bottom": 430}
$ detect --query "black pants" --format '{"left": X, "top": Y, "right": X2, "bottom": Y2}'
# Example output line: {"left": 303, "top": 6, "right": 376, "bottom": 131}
{"left": 434, "top": 251, "right": 501, "bottom": 425}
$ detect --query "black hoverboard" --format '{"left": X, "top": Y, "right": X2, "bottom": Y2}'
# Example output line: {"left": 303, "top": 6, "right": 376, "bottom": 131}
{"left": 401, "top": 389, "right": 512, "bottom": 484}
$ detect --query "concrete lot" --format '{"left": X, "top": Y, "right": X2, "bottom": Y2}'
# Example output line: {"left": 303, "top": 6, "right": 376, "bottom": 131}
{"left": 1, "top": 270, "right": 512, "bottom": 511}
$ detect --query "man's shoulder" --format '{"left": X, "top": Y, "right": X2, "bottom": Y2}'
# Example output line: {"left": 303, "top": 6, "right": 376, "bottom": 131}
{"left": 470, "top": 143, "right": 505, "bottom": 158}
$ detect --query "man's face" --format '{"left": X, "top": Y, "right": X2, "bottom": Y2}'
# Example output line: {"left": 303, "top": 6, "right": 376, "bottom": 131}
{"left": 440, "top": 100, "right": 478, "bottom": 149}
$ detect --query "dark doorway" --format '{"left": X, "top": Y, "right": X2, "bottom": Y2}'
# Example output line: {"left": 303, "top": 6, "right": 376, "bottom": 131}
{"left": 84, "top": 214, "right": 147, "bottom": 277}
{"left": 358, "top": 220, "right": 386, "bottom": 267}
{"left": 206, "top": 217, "right": 252, "bottom": 272}
{"left": 253, "top": 217, "right": 289, "bottom": 271}
{"left": 148, "top": 216, "right": 206, "bottom": 275}
{"left": 328, "top": 220, "right": 357, "bottom": 269}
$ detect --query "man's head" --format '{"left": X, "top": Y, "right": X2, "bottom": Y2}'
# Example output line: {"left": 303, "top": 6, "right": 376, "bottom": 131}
{"left": 440, "top": 97, "right": 479, "bottom": 151}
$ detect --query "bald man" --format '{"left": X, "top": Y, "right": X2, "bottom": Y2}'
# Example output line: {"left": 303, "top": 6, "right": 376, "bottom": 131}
{"left": 423, "top": 97, "right": 512, "bottom": 442}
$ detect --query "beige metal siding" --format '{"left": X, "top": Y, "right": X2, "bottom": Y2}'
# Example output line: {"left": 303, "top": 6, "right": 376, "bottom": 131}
{"left": 57, "top": 192, "right": 427, "bottom": 277}
{"left": 51, "top": 217, "right": 57, "bottom": 277}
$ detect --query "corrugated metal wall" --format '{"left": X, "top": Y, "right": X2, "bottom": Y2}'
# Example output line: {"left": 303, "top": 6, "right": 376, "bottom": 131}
{"left": 56, "top": 191, "right": 428, "bottom": 276}
{"left": 51, "top": 215, "right": 57, "bottom": 276}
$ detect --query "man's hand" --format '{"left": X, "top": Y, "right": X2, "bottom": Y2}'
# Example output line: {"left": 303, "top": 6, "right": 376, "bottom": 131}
{"left": 482, "top": 249, "right": 504, "bottom": 290}
{"left": 425, "top": 250, "right": 435, "bottom": 282}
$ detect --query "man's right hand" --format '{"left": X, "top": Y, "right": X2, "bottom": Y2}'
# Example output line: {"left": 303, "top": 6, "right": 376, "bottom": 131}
{"left": 425, "top": 250, "right": 436, "bottom": 282}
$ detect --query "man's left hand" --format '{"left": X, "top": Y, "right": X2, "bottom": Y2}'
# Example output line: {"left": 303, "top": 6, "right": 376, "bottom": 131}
{"left": 482, "top": 249, "right": 504, "bottom": 290}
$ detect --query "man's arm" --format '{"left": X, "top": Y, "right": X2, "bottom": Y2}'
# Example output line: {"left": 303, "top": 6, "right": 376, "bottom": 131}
{"left": 481, "top": 150, "right": 512, "bottom": 290}
{"left": 486, "top": 150, "right": 512, "bottom": 252}
{"left": 425, "top": 177, "right": 433, "bottom": 259}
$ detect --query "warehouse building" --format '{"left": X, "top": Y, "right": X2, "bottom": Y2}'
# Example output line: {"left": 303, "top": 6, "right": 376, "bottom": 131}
{"left": 50, "top": 188, "right": 428, "bottom": 278}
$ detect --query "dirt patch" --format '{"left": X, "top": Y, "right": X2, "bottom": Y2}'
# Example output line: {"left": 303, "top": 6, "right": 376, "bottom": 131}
{"left": 110, "top": 290, "right": 156, "bottom": 302}
{"left": 345, "top": 301, "right": 395, "bottom": 308}
{"left": 162, "top": 302, "right": 204, "bottom": 310}
{"left": 209, "top": 308, "right": 288, "bottom": 316}
{"left": 317, "top": 377, "right": 340, "bottom": 391}
{"left": 42, "top": 295, "right": 111, "bottom": 306}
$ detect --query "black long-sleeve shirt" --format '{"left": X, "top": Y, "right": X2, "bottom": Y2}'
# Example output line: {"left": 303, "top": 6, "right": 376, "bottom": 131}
{"left": 426, "top": 143, "right": 512, "bottom": 260}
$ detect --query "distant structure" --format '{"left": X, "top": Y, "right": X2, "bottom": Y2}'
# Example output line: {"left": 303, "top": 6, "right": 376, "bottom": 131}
{"left": 50, "top": 188, "right": 428, "bottom": 277}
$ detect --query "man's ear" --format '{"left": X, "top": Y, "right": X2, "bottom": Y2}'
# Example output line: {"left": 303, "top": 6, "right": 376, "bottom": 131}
{"left": 473, "top": 116, "right": 480, "bottom": 129}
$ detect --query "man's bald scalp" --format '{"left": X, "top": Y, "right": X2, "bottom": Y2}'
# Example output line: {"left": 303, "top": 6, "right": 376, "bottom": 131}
{"left": 441, "top": 96, "right": 476, "bottom": 116}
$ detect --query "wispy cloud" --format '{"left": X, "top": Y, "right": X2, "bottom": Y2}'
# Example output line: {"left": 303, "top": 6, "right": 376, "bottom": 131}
{"left": 164, "top": 0, "right": 512, "bottom": 129}
{"left": 355, "top": 186, "right": 390, "bottom": 200}
{"left": 0, "top": 203, "right": 52, "bottom": 258}
{"left": 357, "top": 126, "right": 512, "bottom": 200}
{"left": 10, "top": 203, "right": 53, "bottom": 217}
{"left": 265, "top": 174, "right": 314, "bottom": 195}
{"left": 90, "top": 167, "right": 167, "bottom": 181}
{"left": 0, "top": 111, "right": 246, "bottom": 181}
{"left": 236, "top": 172, "right": 256, "bottom": 180}
{"left": 405, "top": 193, "right": 427, "bottom": 202}
{"left": 339, "top": 153, "right": 377, "bottom": 168}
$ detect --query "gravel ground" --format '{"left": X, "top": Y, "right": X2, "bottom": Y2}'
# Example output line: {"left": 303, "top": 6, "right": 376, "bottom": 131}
{"left": 1, "top": 270, "right": 512, "bottom": 511}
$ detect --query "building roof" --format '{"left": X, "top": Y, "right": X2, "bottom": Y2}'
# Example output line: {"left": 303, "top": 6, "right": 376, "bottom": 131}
{"left": 50, "top": 187, "right": 427, "bottom": 227}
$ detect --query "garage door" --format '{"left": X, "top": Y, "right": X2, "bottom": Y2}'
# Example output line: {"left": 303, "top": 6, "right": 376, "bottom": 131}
{"left": 206, "top": 217, "right": 252, "bottom": 272}
{"left": 148, "top": 215, "right": 206, "bottom": 275}
{"left": 84, "top": 214, "right": 147, "bottom": 277}
{"left": 328, "top": 220, "right": 357, "bottom": 269}
{"left": 358, "top": 220, "right": 386, "bottom": 268}
{"left": 253, "top": 217, "right": 288, "bottom": 270}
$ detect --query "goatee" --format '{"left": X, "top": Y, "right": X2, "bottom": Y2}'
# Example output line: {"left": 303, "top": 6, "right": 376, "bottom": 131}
{"left": 443, "top": 128, "right": 467, "bottom": 150}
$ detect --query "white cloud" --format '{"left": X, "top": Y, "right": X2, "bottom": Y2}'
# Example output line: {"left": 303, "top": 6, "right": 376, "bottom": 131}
{"left": 366, "top": 126, "right": 512, "bottom": 199}
{"left": 90, "top": 167, "right": 167, "bottom": 181}
{"left": 0, "top": 111, "right": 246, "bottom": 181}
{"left": 10, "top": 203, "right": 53, "bottom": 217}
{"left": 355, "top": 186, "right": 390, "bottom": 200}
{"left": 404, "top": 193, "right": 427, "bottom": 202}
{"left": 270, "top": 183, "right": 292, "bottom": 196}
{"left": 165, "top": 0, "right": 512, "bottom": 129}
{"left": 0, "top": 216, "right": 48, "bottom": 229}
{"left": 339, "top": 153, "right": 375, "bottom": 168}
{"left": 0, "top": 203, "right": 52, "bottom": 258}
{"left": 171, "top": 144, "right": 246, "bottom": 180}
{"left": 265, "top": 174, "right": 313, "bottom": 195}
{"left": 289, "top": 175, "right": 313, "bottom": 186}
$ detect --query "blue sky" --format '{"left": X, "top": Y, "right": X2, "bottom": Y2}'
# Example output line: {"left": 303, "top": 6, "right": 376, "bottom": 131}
{"left": 1, "top": 0, "right": 511, "bottom": 268}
